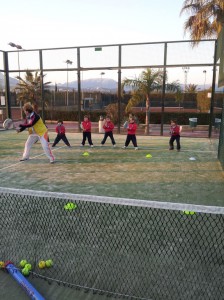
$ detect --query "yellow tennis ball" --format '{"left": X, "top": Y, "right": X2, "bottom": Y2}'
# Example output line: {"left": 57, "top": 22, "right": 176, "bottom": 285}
{"left": 183, "top": 210, "right": 195, "bottom": 215}
{"left": 0, "top": 261, "right": 5, "bottom": 269}
{"left": 19, "top": 260, "right": 27, "bottom": 268}
{"left": 38, "top": 261, "right": 46, "bottom": 269}
{"left": 45, "top": 259, "right": 53, "bottom": 268}
{"left": 146, "top": 154, "right": 152, "bottom": 158}
{"left": 82, "top": 152, "right": 89, "bottom": 156}
{"left": 22, "top": 268, "right": 30, "bottom": 276}
{"left": 24, "top": 263, "right": 32, "bottom": 271}
{"left": 64, "top": 202, "right": 77, "bottom": 210}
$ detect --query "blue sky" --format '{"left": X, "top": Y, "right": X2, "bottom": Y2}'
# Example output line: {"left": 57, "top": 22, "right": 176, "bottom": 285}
{"left": 1, "top": 0, "right": 188, "bottom": 50}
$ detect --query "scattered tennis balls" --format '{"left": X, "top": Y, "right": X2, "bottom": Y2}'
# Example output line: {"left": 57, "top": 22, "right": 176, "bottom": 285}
{"left": 146, "top": 154, "right": 152, "bottom": 158}
{"left": 24, "top": 263, "right": 32, "bottom": 271}
{"left": 0, "top": 261, "right": 5, "bottom": 269}
{"left": 45, "top": 259, "right": 53, "bottom": 268}
{"left": 22, "top": 268, "right": 30, "bottom": 276}
{"left": 64, "top": 202, "right": 77, "bottom": 210}
{"left": 82, "top": 152, "right": 89, "bottom": 156}
{"left": 19, "top": 260, "right": 27, "bottom": 268}
{"left": 183, "top": 210, "right": 195, "bottom": 215}
{"left": 38, "top": 261, "right": 46, "bottom": 269}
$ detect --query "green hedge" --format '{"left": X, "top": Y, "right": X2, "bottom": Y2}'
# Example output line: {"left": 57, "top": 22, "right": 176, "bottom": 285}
{"left": 43, "top": 110, "right": 222, "bottom": 125}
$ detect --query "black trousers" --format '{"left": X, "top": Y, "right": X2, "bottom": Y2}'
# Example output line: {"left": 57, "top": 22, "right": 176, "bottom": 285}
{"left": 169, "top": 135, "right": 181, "bottom": 150}
{"left": 101, "top": 131, "right": 116, "bottom": 145}
{"left": 52, "top": 134, "right": 70, "bottom": 146}
{"left": 125, "top": 134, "right": 138, "bottom": 147}
{"left": 82, "top": 132, "right": 93, "bottom": 145}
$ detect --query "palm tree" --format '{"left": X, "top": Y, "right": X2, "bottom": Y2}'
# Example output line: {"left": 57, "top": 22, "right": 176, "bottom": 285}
{"left": 15, "top": 71, "right": 51, "bottom": 113}
{"left": 122, "top": 68, "right": 181, "bottom": 134}
{"left": 180, "top": 0, "right": 224, "bottom": 44}
{"left": 185, "top": 83, "right": 199, "bottom": 92}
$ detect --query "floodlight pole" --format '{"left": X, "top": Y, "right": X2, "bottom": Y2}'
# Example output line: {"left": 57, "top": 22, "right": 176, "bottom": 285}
{"left": 65, "top": 59, "right": 73, "bottom": 106}
{"left": 8, "top": 42, "right": 23, "bottom": 119}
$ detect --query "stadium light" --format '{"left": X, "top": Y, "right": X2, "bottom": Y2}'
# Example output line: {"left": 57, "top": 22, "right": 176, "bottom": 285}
{"left": 65, "top": 59, "right": 73, "bottom": 106}
{"left": 8, "top": 42, "right": 23, "bottom": 119}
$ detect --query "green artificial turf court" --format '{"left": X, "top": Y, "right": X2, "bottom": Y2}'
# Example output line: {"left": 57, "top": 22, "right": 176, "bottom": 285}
{"left": 0, "top": 130, "right": 223, "bottom": 206}
{"left": 0, "top": 129, "right": 224, "bottom": 300}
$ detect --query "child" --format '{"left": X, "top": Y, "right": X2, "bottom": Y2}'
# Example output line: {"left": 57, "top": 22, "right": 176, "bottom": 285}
{"left": 52, "top": 120, "right": 71, "bottom": 147}
{"left": 122, "top": 116, "right": 138, "bottom": 150}
{"left": 101, "top": 116, "right": 116, "bottom": 147}
{"left": 17, "top": 102, "right": 55, "bottom": 164}
{"left": 169, "top": 119, "right": 181, "bottom": 151}
{"left": 80, "top": 115, "right": 94, "bottom": 147}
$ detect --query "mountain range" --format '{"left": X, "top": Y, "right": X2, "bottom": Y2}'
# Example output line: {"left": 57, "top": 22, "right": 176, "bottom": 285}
{"left": 0, "top": 72, "right": 223, "bottom": 92}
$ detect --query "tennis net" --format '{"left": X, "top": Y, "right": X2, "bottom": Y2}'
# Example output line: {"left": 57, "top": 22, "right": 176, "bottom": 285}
{"left": 0, "top": 187, "right": 224, "bottom": 300}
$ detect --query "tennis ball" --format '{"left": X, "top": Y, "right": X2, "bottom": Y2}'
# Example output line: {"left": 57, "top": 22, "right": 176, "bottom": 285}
{"left": 146, "top": 154, "right": 152, "bottom": 158}
{"left": 0, "top": 261, "right": 5, "bottom": 269}
{"left": 22, "top": 268, "right": 30, "bottom": 276}
{"left": 82, "top": 152, "right": 89, "bottom": 156}
{"left": 38, "top": 261, "right": 46, "bottom": 269}
{"left": 183, "top": 210, "right": 195, "bottom": 215}
{"left": 45, "top": 259, "right": 53, "bottom": 267}
{"left": 19, "top": 260, "right": 27, "bottom": 268}
{"left": 24, "top": 263, "right": 32, "bottom": 271}
{"left": 64, "top": 202, "right": 77, "bottom": 210}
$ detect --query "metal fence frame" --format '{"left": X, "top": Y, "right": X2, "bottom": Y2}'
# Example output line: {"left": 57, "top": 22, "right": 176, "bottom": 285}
{"left": 0, "top": 39, "right": 220, "bottom": 137}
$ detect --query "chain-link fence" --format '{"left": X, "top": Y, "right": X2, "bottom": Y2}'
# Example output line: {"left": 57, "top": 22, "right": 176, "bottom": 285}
{"left": 218, "top": 100, "right": 224, "bottom": 169}
{"left": 0, "top": 188, "right": 224, "bottom": 300}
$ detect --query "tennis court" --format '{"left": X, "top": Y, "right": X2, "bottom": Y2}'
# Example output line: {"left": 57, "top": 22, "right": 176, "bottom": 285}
{"left": 0, "top": 131, "right": 223, "bottom": 205}
{"left": 0, "top": 130, "right": 224, "bottom": 300}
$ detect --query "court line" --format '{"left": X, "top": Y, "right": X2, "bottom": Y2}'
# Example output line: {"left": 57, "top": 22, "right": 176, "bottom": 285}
{"left": 0, "top": 146, "right": 67, "bottom": 171}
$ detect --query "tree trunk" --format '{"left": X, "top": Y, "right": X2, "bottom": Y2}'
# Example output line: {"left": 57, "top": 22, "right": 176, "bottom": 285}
{"left": 145, "top": 97, "right": 150, "bottom": 134}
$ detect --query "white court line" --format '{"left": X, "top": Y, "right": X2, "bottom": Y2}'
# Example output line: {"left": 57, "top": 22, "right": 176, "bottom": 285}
{"left": 0, "top": 145, "right": 67, "bottom": 171}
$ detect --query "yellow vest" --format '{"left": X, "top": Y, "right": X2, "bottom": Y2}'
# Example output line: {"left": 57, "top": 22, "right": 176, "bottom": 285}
{"left": 28, "top": 118, "right": 47, "bottom": 137}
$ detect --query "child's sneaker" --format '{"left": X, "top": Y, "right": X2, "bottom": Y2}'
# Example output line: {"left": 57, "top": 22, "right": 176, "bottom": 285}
{"left": 113, "top": 144, "right": 116, "bottom": 147}
{"left": 135, "top": 147, "right": 139, "bottom": 150}
{"left": 90, "top": 145, "right": 94, "bottom": 148}
{"left": 122, "top": 146, "right": 126, "bottom": 149}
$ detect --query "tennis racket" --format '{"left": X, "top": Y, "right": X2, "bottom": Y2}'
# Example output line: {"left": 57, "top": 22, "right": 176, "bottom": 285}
{"left": 3, "top": 118, "right": 16, "bottom": 130}
{"left": 123, "top": 121, "right": 128, "bottom": 129}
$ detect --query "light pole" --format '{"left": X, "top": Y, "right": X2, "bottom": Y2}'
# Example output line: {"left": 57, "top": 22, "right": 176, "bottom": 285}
{"left": 100, "top": 72, "right": 105, "bottom": 91}
{"left": 182, "top": 67, "right": 190, "bottom": 92}
{"left": 65, "top": 59, "right": 73, "bottom": 106}
{"left": 203, "top": 70, "right": 207, "bottom": 90}
{"left": 9, "top": 42, "right": 23, "bottom": 118}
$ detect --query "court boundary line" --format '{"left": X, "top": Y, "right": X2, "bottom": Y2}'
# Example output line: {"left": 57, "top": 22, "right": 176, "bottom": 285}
{"left": 0, "top": 146, "right": 67, "bottom": 171}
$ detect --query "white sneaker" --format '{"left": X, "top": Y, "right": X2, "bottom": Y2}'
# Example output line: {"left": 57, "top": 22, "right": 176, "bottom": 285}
{"left": 113, "top": 144, "right": 116, "bottom": 147}
{"left": 80, "top": 144, "right": 84, "bottom": 147}
{"left": 135, "top": 147, "right": 139, "bottom": 150}
{"left": 122, "top": 146, "right": 126, "bottom": 149}
{"left": 20, "top": 158, "right": 29, "bottom": 161}
{"left": 90, "top": 145, "right": 94, "bottom": 148}
{"left": 50, "top": 160, "right": 55, "bottom": 164}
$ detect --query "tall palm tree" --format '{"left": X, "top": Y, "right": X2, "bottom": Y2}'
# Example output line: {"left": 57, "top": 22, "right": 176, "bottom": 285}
{"left": 185, "top": 83, "right": 199, "bottom": 92}
{"left": 15, "top": 71, "right": 51, "bottom": 113}
{"left": 122, "top": 68, "right": 181, "bottom": 134}
{"left": 180, "top": 0, "right": 224, "bottom": 44}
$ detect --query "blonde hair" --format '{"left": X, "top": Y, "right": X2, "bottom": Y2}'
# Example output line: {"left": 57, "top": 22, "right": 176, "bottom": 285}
{"left": 23, "top": 102, "right": 33, "bottom": 113}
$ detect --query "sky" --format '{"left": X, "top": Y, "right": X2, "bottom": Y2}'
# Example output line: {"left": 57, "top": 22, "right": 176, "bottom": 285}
{"left": 0, "top": 0, "right": 216, "bottom": 87}
{"left": 1, "top": 0, "right": 188, "bottom": 50}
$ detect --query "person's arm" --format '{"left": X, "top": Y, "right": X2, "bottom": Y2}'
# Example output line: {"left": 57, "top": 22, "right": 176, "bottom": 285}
{"left": 19, "top": 113, "right": 40, "bottom": 132}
